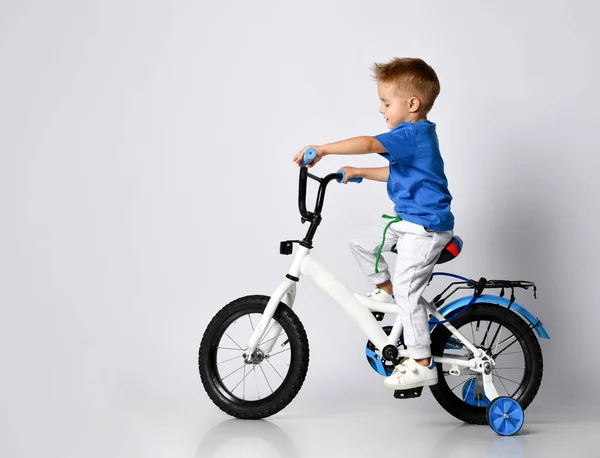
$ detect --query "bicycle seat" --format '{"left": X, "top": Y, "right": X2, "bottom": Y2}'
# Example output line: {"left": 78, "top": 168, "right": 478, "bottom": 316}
{"left": 391, "top": 236, "right": 463, "bottom": 265}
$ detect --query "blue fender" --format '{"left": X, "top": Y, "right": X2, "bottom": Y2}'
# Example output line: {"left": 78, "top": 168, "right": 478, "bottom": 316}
{"left": 429, "top": 294, "right": 549, "bottom": 339}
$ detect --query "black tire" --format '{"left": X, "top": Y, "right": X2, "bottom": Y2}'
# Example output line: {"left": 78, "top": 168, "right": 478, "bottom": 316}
{"left": 199, "top": 295, "right": 309, "bottom": 419}
{"left": 429, "top": 303, "right": 543, "bottom": 425}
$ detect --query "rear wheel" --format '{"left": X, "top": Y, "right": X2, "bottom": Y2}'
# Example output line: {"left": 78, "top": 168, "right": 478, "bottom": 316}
{"left": 430, "top": 303, "right": 543, "bottom": 424}
{"left": 199, "top": 295, "right": 309, "bottom": 419}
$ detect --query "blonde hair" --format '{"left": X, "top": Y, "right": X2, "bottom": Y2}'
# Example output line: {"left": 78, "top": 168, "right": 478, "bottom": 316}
{"left": 371, "top": 57, "right": 440, "bottom": 113}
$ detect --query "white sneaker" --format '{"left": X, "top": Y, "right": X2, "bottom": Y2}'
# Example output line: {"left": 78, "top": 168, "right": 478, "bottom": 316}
{"left": 362, "top": 288, "right": 396, "bottom": 304}
{"left": 383, "top": 358, "right": 438, "bottom": 390}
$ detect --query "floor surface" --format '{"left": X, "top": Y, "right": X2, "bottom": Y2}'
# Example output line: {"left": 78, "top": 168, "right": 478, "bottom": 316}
{"left": 6, "top": 394, "right": 594, "bottom": 458}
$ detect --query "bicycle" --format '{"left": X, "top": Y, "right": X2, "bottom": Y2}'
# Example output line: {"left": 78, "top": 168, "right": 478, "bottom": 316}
{"left": 198, "top": 148, "right": 549, "bottom": 436}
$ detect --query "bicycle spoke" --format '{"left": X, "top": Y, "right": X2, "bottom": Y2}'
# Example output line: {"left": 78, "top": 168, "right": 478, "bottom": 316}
{"left": 470, "top": 322, "right": 476, "bottom": 344}
{"left": 493, "top": 337, "right": 521, "bottom": 357}
{"left": 218, "top": 347, "right": 244, "bottom": 351}
{"left": 258, "top": 332, "right": 283, "bottom": 347}
{"left": 493, "top": 369, "right": 510, "bottom": 396}
{"left": 217, "top": 354, "right": 243, "bottom": 364}
{"left": 449, "top": 376, "right": 470, "bottom": 393}
{"left": 492, "top": 371, "right": 521, "bottom": 385}
{"left": 259, "top": 363, "right": 274, "bottom": 394}
{"left": 225, "top": 333, "right": 243, "bottom": 350}
{"left": 231, "top": 364, "right": 253, "bottom": 395}
{"left": 268, "top": 348, "right": 291, "bottom": 358}
{"left": 253, "top": 365, "right": 260, "bottom": 398}
{"left": 487, "top": 318, "right": 506, "bottom": 354}
{"left": 266, "top": 358, "right": 284, "bottom": 380}
{"left": 480, "top": 321, "right": 493, "bottom": 347}
{"left": 248, "top": 315, "right": 255, "bottom": 331}
{"left": 493, "top": 367, "right": 525, "bottom": 370}
{"left": 492, "top": 326, "right": 504, "bottom": 354}
{"left": 495, "top": 334, "right": 518, "bottom": 349}
{"left": 221, "top": 363, "right": 246, "bottom": 381}
{"left": 258, "top": 321, "right": 276, "bottom": 345}
{"left": 495, "top": 350, "right": 523, "bottom": 357}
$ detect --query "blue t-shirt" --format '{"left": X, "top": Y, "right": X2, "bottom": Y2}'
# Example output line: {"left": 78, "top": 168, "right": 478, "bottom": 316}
{"left": 374, "top": 120, "right": 454, "bottom": 231}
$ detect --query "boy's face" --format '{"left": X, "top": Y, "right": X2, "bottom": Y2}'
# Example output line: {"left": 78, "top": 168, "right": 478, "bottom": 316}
{"left": 377, "top": 81, "right": 421, "bottom": 129}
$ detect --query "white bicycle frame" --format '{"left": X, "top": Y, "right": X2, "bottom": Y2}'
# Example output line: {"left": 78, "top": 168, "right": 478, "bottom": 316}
{"left": 245, "top": 245, "right": 500, "bottom": 400}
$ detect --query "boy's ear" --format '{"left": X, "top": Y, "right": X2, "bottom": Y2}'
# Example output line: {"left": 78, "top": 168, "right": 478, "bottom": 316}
{"left": 408, "top": 96, "right": 421, "bottom": 113}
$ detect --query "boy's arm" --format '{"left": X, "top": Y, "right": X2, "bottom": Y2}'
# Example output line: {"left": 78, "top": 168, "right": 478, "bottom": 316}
{"left": 340, "top": 166, "right": 389, "bottom": 183}
{"left": 322, "top": 136, "right": 385, "bottom": 156}
{"left": 360, "top": 166, "right": 389, "bottom": 182}
{"left": 293, "top": 136, "right": 385, "bottom": 167}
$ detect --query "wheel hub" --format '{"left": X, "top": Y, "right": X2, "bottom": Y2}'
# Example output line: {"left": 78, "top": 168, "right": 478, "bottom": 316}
{"left": 243, "top": 349, "right": 265, "bottom": 364}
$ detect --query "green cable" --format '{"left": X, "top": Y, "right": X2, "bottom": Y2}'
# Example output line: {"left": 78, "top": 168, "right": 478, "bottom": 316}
{"left": 375, "top": 214, "right": 401, "bottom": 273}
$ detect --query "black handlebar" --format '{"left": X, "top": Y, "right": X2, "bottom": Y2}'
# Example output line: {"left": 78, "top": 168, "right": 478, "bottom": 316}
{"left": 298, "top": 167, "right": 342, "bottom": 222}
{"left": 295, "top": 167, "right": 343, "bottom": 248}
{"left": 285, "top": 148, "right": 363, "bottom": 250}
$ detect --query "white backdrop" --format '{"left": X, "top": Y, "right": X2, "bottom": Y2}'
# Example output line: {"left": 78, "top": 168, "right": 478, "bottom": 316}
{"left": 2, "top": 0, "right": 599, "bottom": 456}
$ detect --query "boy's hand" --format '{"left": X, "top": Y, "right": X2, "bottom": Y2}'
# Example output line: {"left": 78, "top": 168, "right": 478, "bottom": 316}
{"left": 339, "top": 166, "right": 359, "bottom": 184}
{"left": 293, "top": 145, "right": 325, "bottom": 168}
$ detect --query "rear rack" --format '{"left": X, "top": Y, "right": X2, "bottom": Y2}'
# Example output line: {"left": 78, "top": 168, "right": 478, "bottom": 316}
{"left": 428, "top": 273, "right": 542, "bottom": 353}
{"left": 430, "top": 274, "right": 537, "bottom": 309}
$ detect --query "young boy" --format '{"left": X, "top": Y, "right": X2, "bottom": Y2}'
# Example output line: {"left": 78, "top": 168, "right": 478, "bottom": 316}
{"left": 292, "top": 57, "right": 454, "bottom": 390}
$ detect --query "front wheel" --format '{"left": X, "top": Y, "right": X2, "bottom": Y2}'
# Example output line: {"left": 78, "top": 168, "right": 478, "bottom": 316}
{"left": 199, "top": 295, "right": 309, "bottom": 419}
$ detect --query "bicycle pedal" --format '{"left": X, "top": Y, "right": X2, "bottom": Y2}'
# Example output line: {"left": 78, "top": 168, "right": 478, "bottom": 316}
{"left": 393, "top": 386, "right": 423, "bottom": 399}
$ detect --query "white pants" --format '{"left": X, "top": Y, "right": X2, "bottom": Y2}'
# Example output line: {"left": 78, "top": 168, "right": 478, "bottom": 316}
{"left": 350, "top": 216, "right": 454, "bottom": 359}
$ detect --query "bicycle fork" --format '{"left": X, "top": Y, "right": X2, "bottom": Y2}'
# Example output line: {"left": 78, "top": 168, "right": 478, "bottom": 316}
{"left": 243, "top": 248, "right": 308, "bottom": 359}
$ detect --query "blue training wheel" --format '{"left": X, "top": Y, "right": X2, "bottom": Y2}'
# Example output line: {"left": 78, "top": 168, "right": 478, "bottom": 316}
{"left": 486, "top": 396, "right": 524, "bottom": 436}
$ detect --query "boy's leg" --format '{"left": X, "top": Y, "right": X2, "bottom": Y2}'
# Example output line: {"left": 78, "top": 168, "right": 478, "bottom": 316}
{"left": 349, "top": 216, "right": 400, "bottom": 292}
{"left": 383, "top": 221, "right": 453, "bottom": 389}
